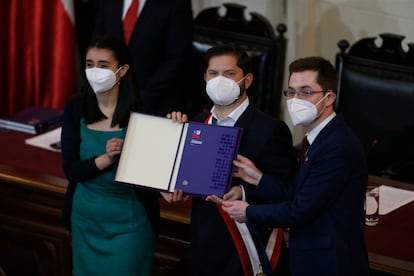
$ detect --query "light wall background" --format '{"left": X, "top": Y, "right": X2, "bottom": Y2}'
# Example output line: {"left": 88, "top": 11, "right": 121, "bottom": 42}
{"left": 191, "top": 0, "right": 414, "bottom": 144}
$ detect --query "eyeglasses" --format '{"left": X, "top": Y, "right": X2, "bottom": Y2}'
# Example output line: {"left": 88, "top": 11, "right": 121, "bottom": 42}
{"left": 282, "top": 89, "right": 327, "bottom": 99}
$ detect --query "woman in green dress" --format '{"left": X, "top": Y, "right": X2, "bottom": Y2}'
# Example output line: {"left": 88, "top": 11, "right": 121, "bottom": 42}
{"left": 61, "top": 36, "right": 158, "bottom": 275}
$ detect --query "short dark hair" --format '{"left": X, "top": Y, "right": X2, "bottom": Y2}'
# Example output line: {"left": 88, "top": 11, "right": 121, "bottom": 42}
{"left": 205, "top": 44, "right": 252, "bottom": 75}
{"left": 289, "top": 56, "right": 338, "bottom": 94}
{"left": 81, "top": 35, "right": 139, "bottom": 127}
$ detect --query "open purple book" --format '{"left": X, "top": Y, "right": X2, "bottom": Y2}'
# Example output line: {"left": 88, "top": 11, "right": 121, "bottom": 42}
{"left": 115, "top": 112, "right": 242, "bottom": 197}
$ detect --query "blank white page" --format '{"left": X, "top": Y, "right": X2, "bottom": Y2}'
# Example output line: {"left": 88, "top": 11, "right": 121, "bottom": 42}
{"left": 116, "top": 113, "right": 184, "bottom": 190}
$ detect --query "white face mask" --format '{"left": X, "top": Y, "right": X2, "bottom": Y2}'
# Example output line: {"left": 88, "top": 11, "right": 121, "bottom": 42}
{"left": 287, "top": 93, "right": 329, "bottom": 126}
{"left": 85, "top": 67, "right": 121, "bottom": 94}
{"left": 206, "top": 75, "right": 245, "bottom": 106}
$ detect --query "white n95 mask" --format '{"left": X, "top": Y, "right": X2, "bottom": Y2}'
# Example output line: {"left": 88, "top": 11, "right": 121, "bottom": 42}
{"left": 85, "top": 67, "right": 121, "bottom": 94}
{"left": 287, "top": 94, "right": 329, "bottom": 126}
{"left": 206, "top": 76, "right": 245, "bottom": 106}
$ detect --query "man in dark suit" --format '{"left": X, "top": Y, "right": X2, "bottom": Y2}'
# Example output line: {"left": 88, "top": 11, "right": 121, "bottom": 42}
{"left": 222, "top": 57, "right": 370, "bottom": 275}
{"left": 167, "top": 45, "right": 296, "bottom": 275}
{"left": 93, "top": 0, "right": 193, "bottom": 116}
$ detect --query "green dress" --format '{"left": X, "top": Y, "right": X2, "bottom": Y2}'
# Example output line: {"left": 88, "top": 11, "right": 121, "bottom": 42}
{"left": 71, "top": 120, "right": 156, "bottom": 276}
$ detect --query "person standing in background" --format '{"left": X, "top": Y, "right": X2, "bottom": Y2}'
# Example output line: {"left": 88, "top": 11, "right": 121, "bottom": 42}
{"left": 93, "top": 0, "right": 193, "bottom": 116}
{"left": 61, "top": 36, "right": 157, "bottom": 275}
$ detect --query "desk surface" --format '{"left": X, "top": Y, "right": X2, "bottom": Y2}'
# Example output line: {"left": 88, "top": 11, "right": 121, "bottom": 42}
{"left": 1, "top": 129, "right": 64, "bottom": 178}
{"left": 366, "top": 175, "right": 414, "bottom": 275}
{"left": 0, "top": 129, "right": 413, "bottom": 274}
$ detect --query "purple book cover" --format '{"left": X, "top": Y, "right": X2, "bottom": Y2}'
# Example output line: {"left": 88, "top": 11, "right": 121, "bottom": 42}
{"left": 0, "top": 106, "right": 63, "bottom": 134}
{"left": 174, "top": 122, "right": 242, "bottom": 197}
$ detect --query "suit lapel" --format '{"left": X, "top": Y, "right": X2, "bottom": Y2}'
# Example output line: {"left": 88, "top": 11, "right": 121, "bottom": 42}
{"left": 129, "top": 0, "right": 158, "bottom": 44}
{"left": 296, "top": 115, "right": 343, "bottom": 184}
{"left": 309, "top": 115, "right": 343, "bottom": 154}
{"left": 234, "top": 105, "right": 255, "bottom": 128}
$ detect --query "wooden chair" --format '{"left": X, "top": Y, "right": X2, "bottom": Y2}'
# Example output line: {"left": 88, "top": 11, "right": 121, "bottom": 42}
{"left": 187, "top": 3, "right": 287, "bottom": 118}
{"left": 335, "top": 33, "right": 414, "bottom": 184}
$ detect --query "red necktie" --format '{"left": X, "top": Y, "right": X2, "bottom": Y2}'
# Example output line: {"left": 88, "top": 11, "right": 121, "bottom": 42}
{"left": 123, "top": 0, "right": 139, "bottom": 44}
{"left": 299, "top": 136, "right": 310, "bottom": 165}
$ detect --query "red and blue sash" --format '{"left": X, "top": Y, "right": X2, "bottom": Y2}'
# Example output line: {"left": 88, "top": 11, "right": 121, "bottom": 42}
{"left": 205, "top": 113, "right": 283, "bottom": 275}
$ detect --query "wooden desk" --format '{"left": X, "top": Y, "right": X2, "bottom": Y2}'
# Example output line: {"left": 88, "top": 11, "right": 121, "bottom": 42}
{"left": 0, "top": 130, "right": 71, "bottom": 275}
{"left": 366, "top": 175, "right": 414, "bottom": 275}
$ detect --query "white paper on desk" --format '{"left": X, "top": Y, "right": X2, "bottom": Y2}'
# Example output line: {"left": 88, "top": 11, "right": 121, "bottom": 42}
{"left": 379, "top": 185, "right": 414, "bottom": 215}
{"left": 25, "top": 127, "right": 61, "bottom": 152}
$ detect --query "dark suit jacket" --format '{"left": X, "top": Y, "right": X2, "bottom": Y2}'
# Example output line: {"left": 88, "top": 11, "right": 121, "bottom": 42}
{"left": 247, "top": 114, "right": 370, "bottom": 275}
{"left": 190, "top": 105, "right": 296, "bottom": 276}
{"left": 94, "top": 0, "right": 193, "bottom": 116}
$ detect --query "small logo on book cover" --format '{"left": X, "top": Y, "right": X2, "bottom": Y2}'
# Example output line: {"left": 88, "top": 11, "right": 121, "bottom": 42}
{"left": 192, "top": 130, "right": 201, "bottom": 139}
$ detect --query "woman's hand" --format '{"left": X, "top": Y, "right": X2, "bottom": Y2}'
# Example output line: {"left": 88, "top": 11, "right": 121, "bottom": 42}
{"left": 95, "top": 138, "right": 124, "bottom": 170}
{"left": 105, "top": 138, "right": 123, "bottom": 160}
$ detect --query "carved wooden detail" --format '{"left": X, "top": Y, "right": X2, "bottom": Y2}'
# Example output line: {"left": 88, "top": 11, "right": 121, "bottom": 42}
{"left": 335, "top": 33, "right": 414, "bottom": 184}
{"left": 190, "top": 3, "right": 287, "bottom": 118}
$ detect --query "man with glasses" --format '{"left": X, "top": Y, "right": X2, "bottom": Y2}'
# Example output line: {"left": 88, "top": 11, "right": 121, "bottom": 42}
{"left": 221, "top": 57, "right": 370, "bottom": 275}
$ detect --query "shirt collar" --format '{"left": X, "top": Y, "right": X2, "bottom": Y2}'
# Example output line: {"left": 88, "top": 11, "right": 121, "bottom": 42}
{"left": 210, "top": 97, "right": 249, "bottom": 127}
{"left": 307, "top": 112, "right": 336, "bottom": 145}
{"left": 123, "top": 0, "right": 146, "bottom": 18}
